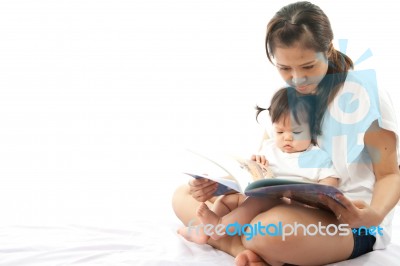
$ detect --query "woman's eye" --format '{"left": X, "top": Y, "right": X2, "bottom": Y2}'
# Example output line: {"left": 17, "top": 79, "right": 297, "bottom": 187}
{"left": 303, "top": 65, "right": 314, "bottom": 69}
{"left": 278, "top": 67, "right": 290, "bottom": 71}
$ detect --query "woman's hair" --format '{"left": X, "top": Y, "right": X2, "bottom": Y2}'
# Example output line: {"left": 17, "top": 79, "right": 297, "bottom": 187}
{"left": 256, "top": 87, "right": 317, "bottom": 143}
{"left": 265, "top": 1, "right": 354, "bottom": 135}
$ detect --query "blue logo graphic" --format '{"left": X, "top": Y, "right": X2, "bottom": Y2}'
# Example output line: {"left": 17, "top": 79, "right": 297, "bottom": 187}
{"left": 352, "top": 226, "right": 383, "bottom": 236}
{"left": 297, "top": 40, "right": 382, "bottom": 167}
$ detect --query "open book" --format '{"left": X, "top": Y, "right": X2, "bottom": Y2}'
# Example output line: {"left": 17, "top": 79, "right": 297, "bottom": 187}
{"left": 183, "top": 150, "right": 343, "bottom": 211}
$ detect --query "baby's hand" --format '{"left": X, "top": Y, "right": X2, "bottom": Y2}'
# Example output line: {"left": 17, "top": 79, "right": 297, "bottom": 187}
{"left": 251, "top": 155, "right": 274, "bottom": 178}
{"left": 251, "top": 154, "right": 269, "bottom": 166}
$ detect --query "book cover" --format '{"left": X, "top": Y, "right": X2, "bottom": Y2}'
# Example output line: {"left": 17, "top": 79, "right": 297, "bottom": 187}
{"left": 244, "top": 178, "right": 344, "bottom": 211}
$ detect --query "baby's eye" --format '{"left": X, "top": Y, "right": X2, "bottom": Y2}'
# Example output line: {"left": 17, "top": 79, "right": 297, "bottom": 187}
{"left": 276, "top": 131, "right": 283, "bottom": 134}
{"left": 293, "top": 131, "right": 302, "bottom": 135}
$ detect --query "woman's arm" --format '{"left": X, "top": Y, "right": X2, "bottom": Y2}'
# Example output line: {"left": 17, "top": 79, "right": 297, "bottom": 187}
{"left": 364, "top": 120, "right": 400, "bottom": 222}
{"left": 321, "top": 120, "right": 400, "bottom": 227}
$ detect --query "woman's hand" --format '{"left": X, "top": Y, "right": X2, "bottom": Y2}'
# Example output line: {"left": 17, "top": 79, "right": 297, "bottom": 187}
{"left": 251, "top": 154, "right": 269, "bottom": 166}
{"left": 320, "top": 194, "right": 383, "bottom": 228}
{"left": 188, "top": 178, "right": 218, "bottom": 202}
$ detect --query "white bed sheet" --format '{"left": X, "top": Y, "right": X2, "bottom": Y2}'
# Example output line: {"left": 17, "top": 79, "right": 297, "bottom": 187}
{"left": 0, "top": 192, "right": 399, "bottom": 266}
{"left": 0, "top": 167, "right": 399, "bottom": 266}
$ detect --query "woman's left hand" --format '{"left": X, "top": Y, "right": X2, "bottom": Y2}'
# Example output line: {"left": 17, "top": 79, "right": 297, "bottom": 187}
{"left": 320, "top": 193, "right": 383, "bottom": 228}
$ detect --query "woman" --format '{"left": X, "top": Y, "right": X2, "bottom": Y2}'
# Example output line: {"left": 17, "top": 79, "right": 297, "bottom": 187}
{"left": 172, "top": 1, "right": 400, "bottom": 265}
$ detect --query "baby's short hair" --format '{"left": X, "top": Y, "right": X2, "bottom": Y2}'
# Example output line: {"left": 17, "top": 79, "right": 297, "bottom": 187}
{"left": 256, "top": 87, "right": 317, "bottom": 140}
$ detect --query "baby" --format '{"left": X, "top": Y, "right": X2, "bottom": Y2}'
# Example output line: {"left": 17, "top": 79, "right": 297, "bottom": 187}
{"left": 179, "top": 87, "right": 339, "bottom": 244}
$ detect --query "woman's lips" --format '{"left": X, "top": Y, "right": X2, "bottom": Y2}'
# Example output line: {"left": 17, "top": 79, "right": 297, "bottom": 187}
{"left": 296, "top": 85, "right": 309, "bottom": 92}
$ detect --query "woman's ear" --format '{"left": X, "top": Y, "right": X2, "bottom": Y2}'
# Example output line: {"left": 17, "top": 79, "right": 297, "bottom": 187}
{"left": 322, "top": 51, "right": 329, "bottom": 62}
{"left": 324, "top": 52, "right": 329, "bottom": 60}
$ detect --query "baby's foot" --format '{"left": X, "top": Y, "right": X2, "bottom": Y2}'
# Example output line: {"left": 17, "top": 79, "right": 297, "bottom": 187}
{"left": 196, "top": 203, "right": 223, "bottom": 240}
{"left": 177, "top": 225, "right": 209, "bottom": 245}
{"left": 235, "top": 249, "right": 268, "bottom": 266}
{"left": 197, "top": 203, "right": 221, "bottom": 226}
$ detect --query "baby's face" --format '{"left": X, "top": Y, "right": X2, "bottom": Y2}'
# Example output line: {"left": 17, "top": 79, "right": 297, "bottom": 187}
{"left": 273, "top": 114, "right": 312, "bottom": 153}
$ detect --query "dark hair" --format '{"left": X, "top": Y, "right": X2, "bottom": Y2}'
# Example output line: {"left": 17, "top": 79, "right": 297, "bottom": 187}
{"left": 256, "top": 87, "right": 317, "bottom": 143}
{"left": 265, "top": 1, "right": 353, "bottom": 135}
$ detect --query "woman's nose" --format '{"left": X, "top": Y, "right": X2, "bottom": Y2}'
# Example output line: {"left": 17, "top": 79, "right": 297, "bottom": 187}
{"left": 292, "top": 75, "right": 307, "bottom": 86}
{"left": 291, "top": 70, "right": 306, "bottom": 85}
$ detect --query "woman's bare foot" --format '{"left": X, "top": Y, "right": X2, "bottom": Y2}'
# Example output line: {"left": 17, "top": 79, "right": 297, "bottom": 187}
{"left": 177, "top": 225, "right": 210, "bottom": 245}
{"left": 235, "top": 249, "right": 269, "bottom": 266}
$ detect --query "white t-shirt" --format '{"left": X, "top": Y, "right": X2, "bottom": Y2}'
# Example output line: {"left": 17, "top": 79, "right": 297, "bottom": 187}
{"left": 316, "top": 69, "right": 399, "bottom": 249}
{"left": 260, "top": 139, "right": 339, "bottom": 182}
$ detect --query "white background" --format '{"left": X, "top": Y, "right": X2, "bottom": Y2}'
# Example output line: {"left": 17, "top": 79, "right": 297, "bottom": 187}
{"left": 0, "top": 0, "right": 399, "bottom": 225}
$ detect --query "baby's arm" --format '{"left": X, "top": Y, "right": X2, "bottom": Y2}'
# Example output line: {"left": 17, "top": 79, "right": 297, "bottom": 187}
{"left": 318, "top": 176, "right": 339, "bottom": 187}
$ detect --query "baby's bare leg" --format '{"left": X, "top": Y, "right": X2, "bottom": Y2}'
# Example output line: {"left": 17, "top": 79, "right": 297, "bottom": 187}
{"left": 199, "top": 193, "right": 246, "bottom": 227}
{"left": 212, "top": 193, "right": 246, "bottom": 216}
{"left": 199, "top": 197, "right": 282, "bottom": 240}
{"left": 178, "top": 194, "right": 245, "bottom": 244}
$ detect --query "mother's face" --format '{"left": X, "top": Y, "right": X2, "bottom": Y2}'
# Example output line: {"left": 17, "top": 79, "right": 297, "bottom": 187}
{"left": 273, "top": 45, "right": 329, "bottom": 95}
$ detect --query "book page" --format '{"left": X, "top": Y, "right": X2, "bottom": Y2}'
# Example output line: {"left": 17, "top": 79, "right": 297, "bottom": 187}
{"left": 183, "top": 172, "right": 241, "bottom": 194}
{"left": 183, "top": 150, "right": 260, "bottom": 193}
{"left": 232, "top": 156, "right": 271, "bottom": 181}
{"left": 183, "top": 149, "right": 273, "bottom": 193}
{"left": 182, "top": 150, "right": 241, "bottom": 191}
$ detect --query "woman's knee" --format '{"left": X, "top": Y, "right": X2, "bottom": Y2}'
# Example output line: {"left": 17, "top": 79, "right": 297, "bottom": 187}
{"left": 241, "top": 206, "right": 304, "bottom": 257}
{"left": 172, "top": 185, "right": 189, "bottom": 210}
{"left": 242, "top": 210, "right": 282, "bottom": 247}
